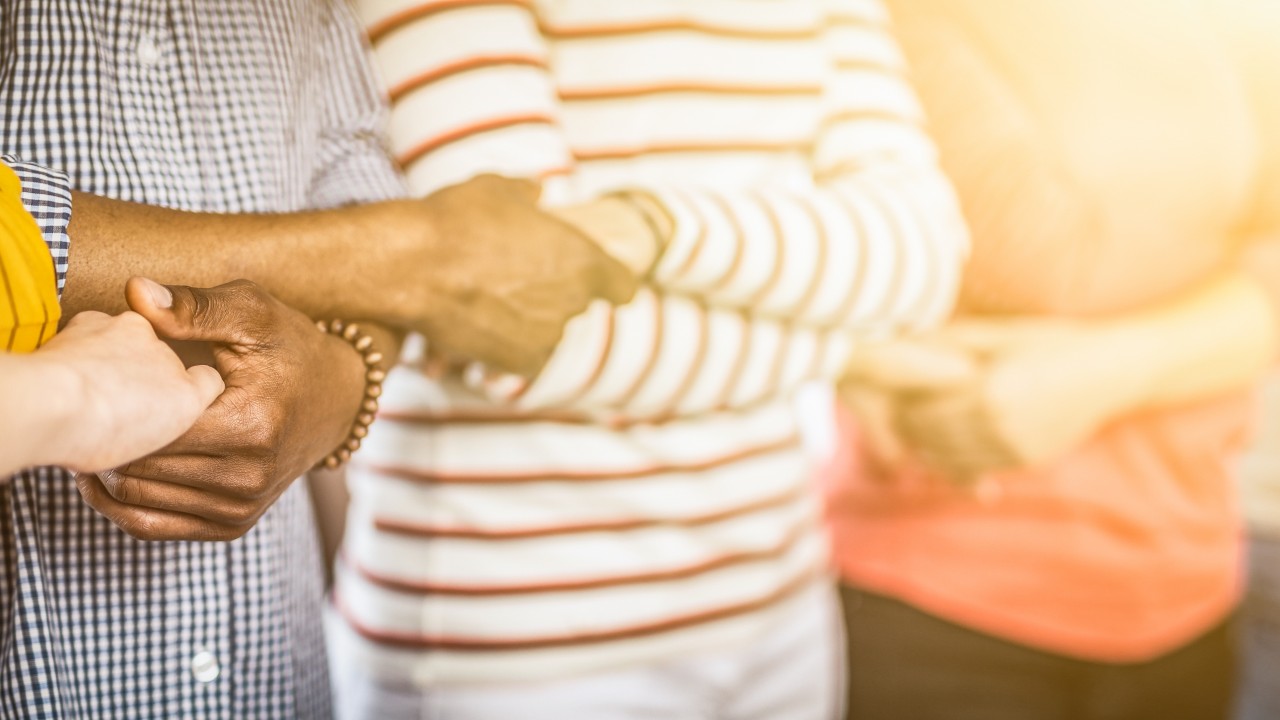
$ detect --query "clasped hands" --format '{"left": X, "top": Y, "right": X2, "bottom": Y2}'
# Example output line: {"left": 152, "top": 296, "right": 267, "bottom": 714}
{"left": 840, "top": 317, "right": 1120, "bottom": 485}
{"left": 72, "top": 175, "right": 642, "bottom": 541}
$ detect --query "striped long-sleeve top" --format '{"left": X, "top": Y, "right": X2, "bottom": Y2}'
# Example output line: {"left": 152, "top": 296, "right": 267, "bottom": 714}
{"left": 334, "top": 0, "right": 968, "bottom": 684}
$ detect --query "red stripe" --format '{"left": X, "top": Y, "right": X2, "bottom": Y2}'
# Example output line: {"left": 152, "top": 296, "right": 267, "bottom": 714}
{"left": 371, "top": 483, "right": 808, "bottom": 541}
{"left": 397, "top": 113, "right": 556, "bottom": 167}
{"left": 667, "top": 192, "right": 710, "bottom": 283}
{"left": 335, "top": 564, "right": 819, "bottom": 650}
{"left": 714, "top": 311, "right": 754, "bottom": 411}
{"left": 355, "top": 434, "right": 800, "bottom": 485}
{"left": 387, "top": 54, "right": 547, "bottom": 102}
{"left": 536, "top": 165, "right": 575, "bottom": 182}
{"left": 821, "top": 109, "right": 925, "bottom": 133}
{"left": 554, "top": 304, "right": 616, "bottom": 408}
{"left": 658, "top": 299, "right": 708, "bottom": 416}
{"left": 539, "top": 19, "right": 819, "bottom": 41}
{"left": 559, "top": 82, "right": 822, "bottom": 102}
{"left": 859, "top": 181, "right": 909, "bottom": 321}
{"left": 611, "top": 290, "right": 664, "bottom": 408}
{"left": 573, "top": 140, "right": 805, "bottom": 163}
{"left": 378, "top": 408, "right": 593, "bottom": 425}
{"left": 380, "top": 407, "right": 711, "bottom": 430}
{"left": 706, "top": 193, "right": 747, "bottom": 294}
{"left": 791, "top": 197, "right": 830, "bottom": 319}
{"left": 757, "top": 322, "right": 793, "bottom": 406}
{"left": 345, "top": 518, "right": 813, "bottom": 596}
{"left": 368, "top": 0, "right": 532, "bottom": 43}
{"left": 745, "top": 191, "right": 787, "bottom": 307}
{"left": 824, "top": 187, "right": 872, "bottom": 327}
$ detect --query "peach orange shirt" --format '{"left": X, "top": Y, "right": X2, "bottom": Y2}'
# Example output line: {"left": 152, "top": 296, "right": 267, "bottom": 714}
{"left": 828, "top": 0, "right": 1262, "bottom": 662}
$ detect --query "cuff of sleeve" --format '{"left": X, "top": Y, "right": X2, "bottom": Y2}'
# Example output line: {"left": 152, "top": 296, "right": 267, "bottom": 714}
{"left": 1, "top": 155, "right": 73, "bottom": 297}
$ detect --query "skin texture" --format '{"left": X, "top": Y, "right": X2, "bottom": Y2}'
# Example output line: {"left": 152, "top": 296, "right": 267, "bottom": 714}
{"left": 0, "top": 299, "right": 224, "bottom": 476}
{"left": 73, "top": 277, "right": 370, "bottom": 541}
{"left": 63, "top": 175, "right": 638, "bottom": 375}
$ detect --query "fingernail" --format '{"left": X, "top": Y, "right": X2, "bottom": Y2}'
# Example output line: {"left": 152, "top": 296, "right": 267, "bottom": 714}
{"left": 138, "top": 278, "right": 172, "bottom": 309}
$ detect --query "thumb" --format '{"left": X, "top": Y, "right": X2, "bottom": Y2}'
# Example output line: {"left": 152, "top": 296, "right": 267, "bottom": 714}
{"left": 589, "top": 249, "right": 641, "bottom": 305}
{"left": 127, "top": 277, "right": 267, "bottom": 345}
{"left": 185, "top": 363, "right": 226, "bottom": 408}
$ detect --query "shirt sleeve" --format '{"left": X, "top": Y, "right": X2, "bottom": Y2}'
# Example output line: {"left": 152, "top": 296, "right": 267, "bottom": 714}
{"left": 642, "top": 1, "right": 967, "bottom": 335}
{"left": 0, "top": 155, "right": 72, "bottom": 296}
{"left": 307, "top": 1, "right": 410, "bottom": 209}
{"left": 359, "top": 0, "right": 967, "bottom": 418}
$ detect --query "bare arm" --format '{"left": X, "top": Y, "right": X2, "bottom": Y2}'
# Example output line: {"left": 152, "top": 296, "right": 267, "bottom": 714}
{"left": 848, "top": 271, "right": 1279, "bottom": 478}
{"left": 0, "top": 310, "right": 223, "bottom": 476}
{"left": 62, "top": 177, "right": 635, "bottom": 376}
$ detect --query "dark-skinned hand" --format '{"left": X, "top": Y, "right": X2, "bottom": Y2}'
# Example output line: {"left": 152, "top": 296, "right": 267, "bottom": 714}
{"left": 385, "top": 175, "right": 640, "bottom": 376}
{"left": 76, "top": 277, "right": 367, "bottom": 542}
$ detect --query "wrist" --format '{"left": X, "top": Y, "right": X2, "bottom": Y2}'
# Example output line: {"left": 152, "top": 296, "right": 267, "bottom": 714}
{"left": 0, "top": 352, "right": 84, "bottom": 468}
{"left": 374, "top": 199, "right": 447, "bottom": 328}
{"left": 1066, "top": 318, "right": 1159, "bottom": 419}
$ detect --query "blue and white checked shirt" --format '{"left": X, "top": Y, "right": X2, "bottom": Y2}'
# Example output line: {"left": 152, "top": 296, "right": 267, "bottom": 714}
{"left": 0, "top": 1, "right": 406, "bottom": 717}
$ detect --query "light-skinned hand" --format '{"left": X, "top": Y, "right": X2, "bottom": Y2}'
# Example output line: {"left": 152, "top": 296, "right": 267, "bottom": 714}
{"left": 5, "top": 303, "right": 224, "bottom": 474}
{"left": 76, "top": 277, "right": 368, "bottom": 541}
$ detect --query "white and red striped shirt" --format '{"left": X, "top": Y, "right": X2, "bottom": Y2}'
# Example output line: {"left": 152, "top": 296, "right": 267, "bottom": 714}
{"left": 334, "top": 0, "right": 968, "bottom": 684}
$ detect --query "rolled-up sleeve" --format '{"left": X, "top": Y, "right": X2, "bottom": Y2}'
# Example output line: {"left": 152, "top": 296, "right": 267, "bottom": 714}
{"left": 306, "top": 2, "right": 409, "bottom": 209}
{"left": 1, "top": 155, "right": 73, "bottom": 296}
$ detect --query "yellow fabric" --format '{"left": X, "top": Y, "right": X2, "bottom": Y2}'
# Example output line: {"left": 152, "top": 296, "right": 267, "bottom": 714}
{"left": 0, "top": 163, "right": 60, "bottom": 353}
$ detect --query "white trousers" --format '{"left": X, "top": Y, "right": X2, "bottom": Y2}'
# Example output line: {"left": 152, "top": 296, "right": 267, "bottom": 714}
{"left": 331, "top": 582, "right": 846, "bottom": 720}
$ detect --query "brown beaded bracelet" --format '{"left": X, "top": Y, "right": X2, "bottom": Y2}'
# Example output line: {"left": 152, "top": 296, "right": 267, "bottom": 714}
{"left": 314, "top": 318, "right": 387, "bottom": 470}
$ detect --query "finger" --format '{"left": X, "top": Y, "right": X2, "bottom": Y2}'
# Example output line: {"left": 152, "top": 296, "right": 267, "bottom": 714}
{"left": 897, "top": 394, "right": 1017, "bottom": 478}
{"left": 845, "top": 341, "right": 980, "bottom": 392}
{"left": 118, "top": 447, "right": 262, "bottom": 496}
{"left": 839, "top": 387, "right": 907, "bottom": 471}
{"left": 933, "top": 320, "right": 1025, "bottom": 357}
{"left": 76, "top": 473, "right": 252, "bottom": 542}
{"left": 127, "top": 276, "right": 269, "bottom": 346}
{"left": 186, "top": 364, "right": 226, "bottom": 407}
{"left": 92, "top": 469, "right": 263, "bottom": 525}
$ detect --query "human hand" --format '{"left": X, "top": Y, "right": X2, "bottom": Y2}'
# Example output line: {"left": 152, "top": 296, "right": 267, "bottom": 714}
{"left": 76, "top": 278, "right": 369, "bottom": 541}
{"left": 15, "top": 306, "right": 224, "bottom": 473}
{"left": 844, "top": 319, "right": 1123, "bottom": 482}
{"left": 385, "top": 175, "right": 640, "bottom": 376}
{"left": 548, "top": 194, "right": 667, "bottom": 277}
{"left": 839, "top": 338, "right": 979, "bottom": 476}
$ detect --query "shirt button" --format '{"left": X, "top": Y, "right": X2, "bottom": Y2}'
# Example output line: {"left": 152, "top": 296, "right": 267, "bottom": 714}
{"left": 137, "top": 34, "right": 161, "bottom": 67}
{"left": 190, "top": 649, "right": 221, "bottom": 683}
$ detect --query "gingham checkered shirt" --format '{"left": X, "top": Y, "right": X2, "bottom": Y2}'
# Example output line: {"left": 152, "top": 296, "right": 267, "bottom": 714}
{"left": 0, "top": 1, "right": 406, "bottom": 718}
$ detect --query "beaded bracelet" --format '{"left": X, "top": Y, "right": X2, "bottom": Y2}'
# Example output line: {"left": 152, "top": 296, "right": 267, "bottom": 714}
{"left": 314, "top": 319, "right": 386, "bottom": 470}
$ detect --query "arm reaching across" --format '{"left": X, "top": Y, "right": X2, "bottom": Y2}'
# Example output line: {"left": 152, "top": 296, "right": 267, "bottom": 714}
{"left": 0, "top": 306, "right": 224, "bottom": 476}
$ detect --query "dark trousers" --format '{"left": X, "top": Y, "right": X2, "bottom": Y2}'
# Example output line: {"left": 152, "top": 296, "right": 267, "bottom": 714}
{"left": 841, "top": 585, "right": 1235, "bottom": 720}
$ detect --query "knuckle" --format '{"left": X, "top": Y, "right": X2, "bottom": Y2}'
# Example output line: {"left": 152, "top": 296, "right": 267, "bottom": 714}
{"left": 106, "top": 474, "right": 142, "bottom": 505}
{"left": 117, "top": 513, "right": 162, "bottom": 542}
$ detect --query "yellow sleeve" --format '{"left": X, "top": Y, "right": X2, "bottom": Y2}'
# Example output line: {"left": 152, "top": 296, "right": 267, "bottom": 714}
{"left": 0, "top": 162, "right": 61, "bottom": 353}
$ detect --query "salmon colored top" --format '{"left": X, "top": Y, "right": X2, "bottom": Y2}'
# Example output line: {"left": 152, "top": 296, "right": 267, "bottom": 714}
{"left": 825, "top": 394, "right": 1249, "bottom": 661}
{"left": 826, "top": 0, "right": 1270, "bottom": 662}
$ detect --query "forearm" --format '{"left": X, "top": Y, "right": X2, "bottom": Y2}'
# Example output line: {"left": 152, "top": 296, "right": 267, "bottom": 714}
{"left": 0, "top": 353, "right": 77, "bottom": 473}
{"left": 62, "top": 192, "right": 422, "bottom": 322}
{"left": 1075, "top": 271, "right": 1277, "bottom": 417}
